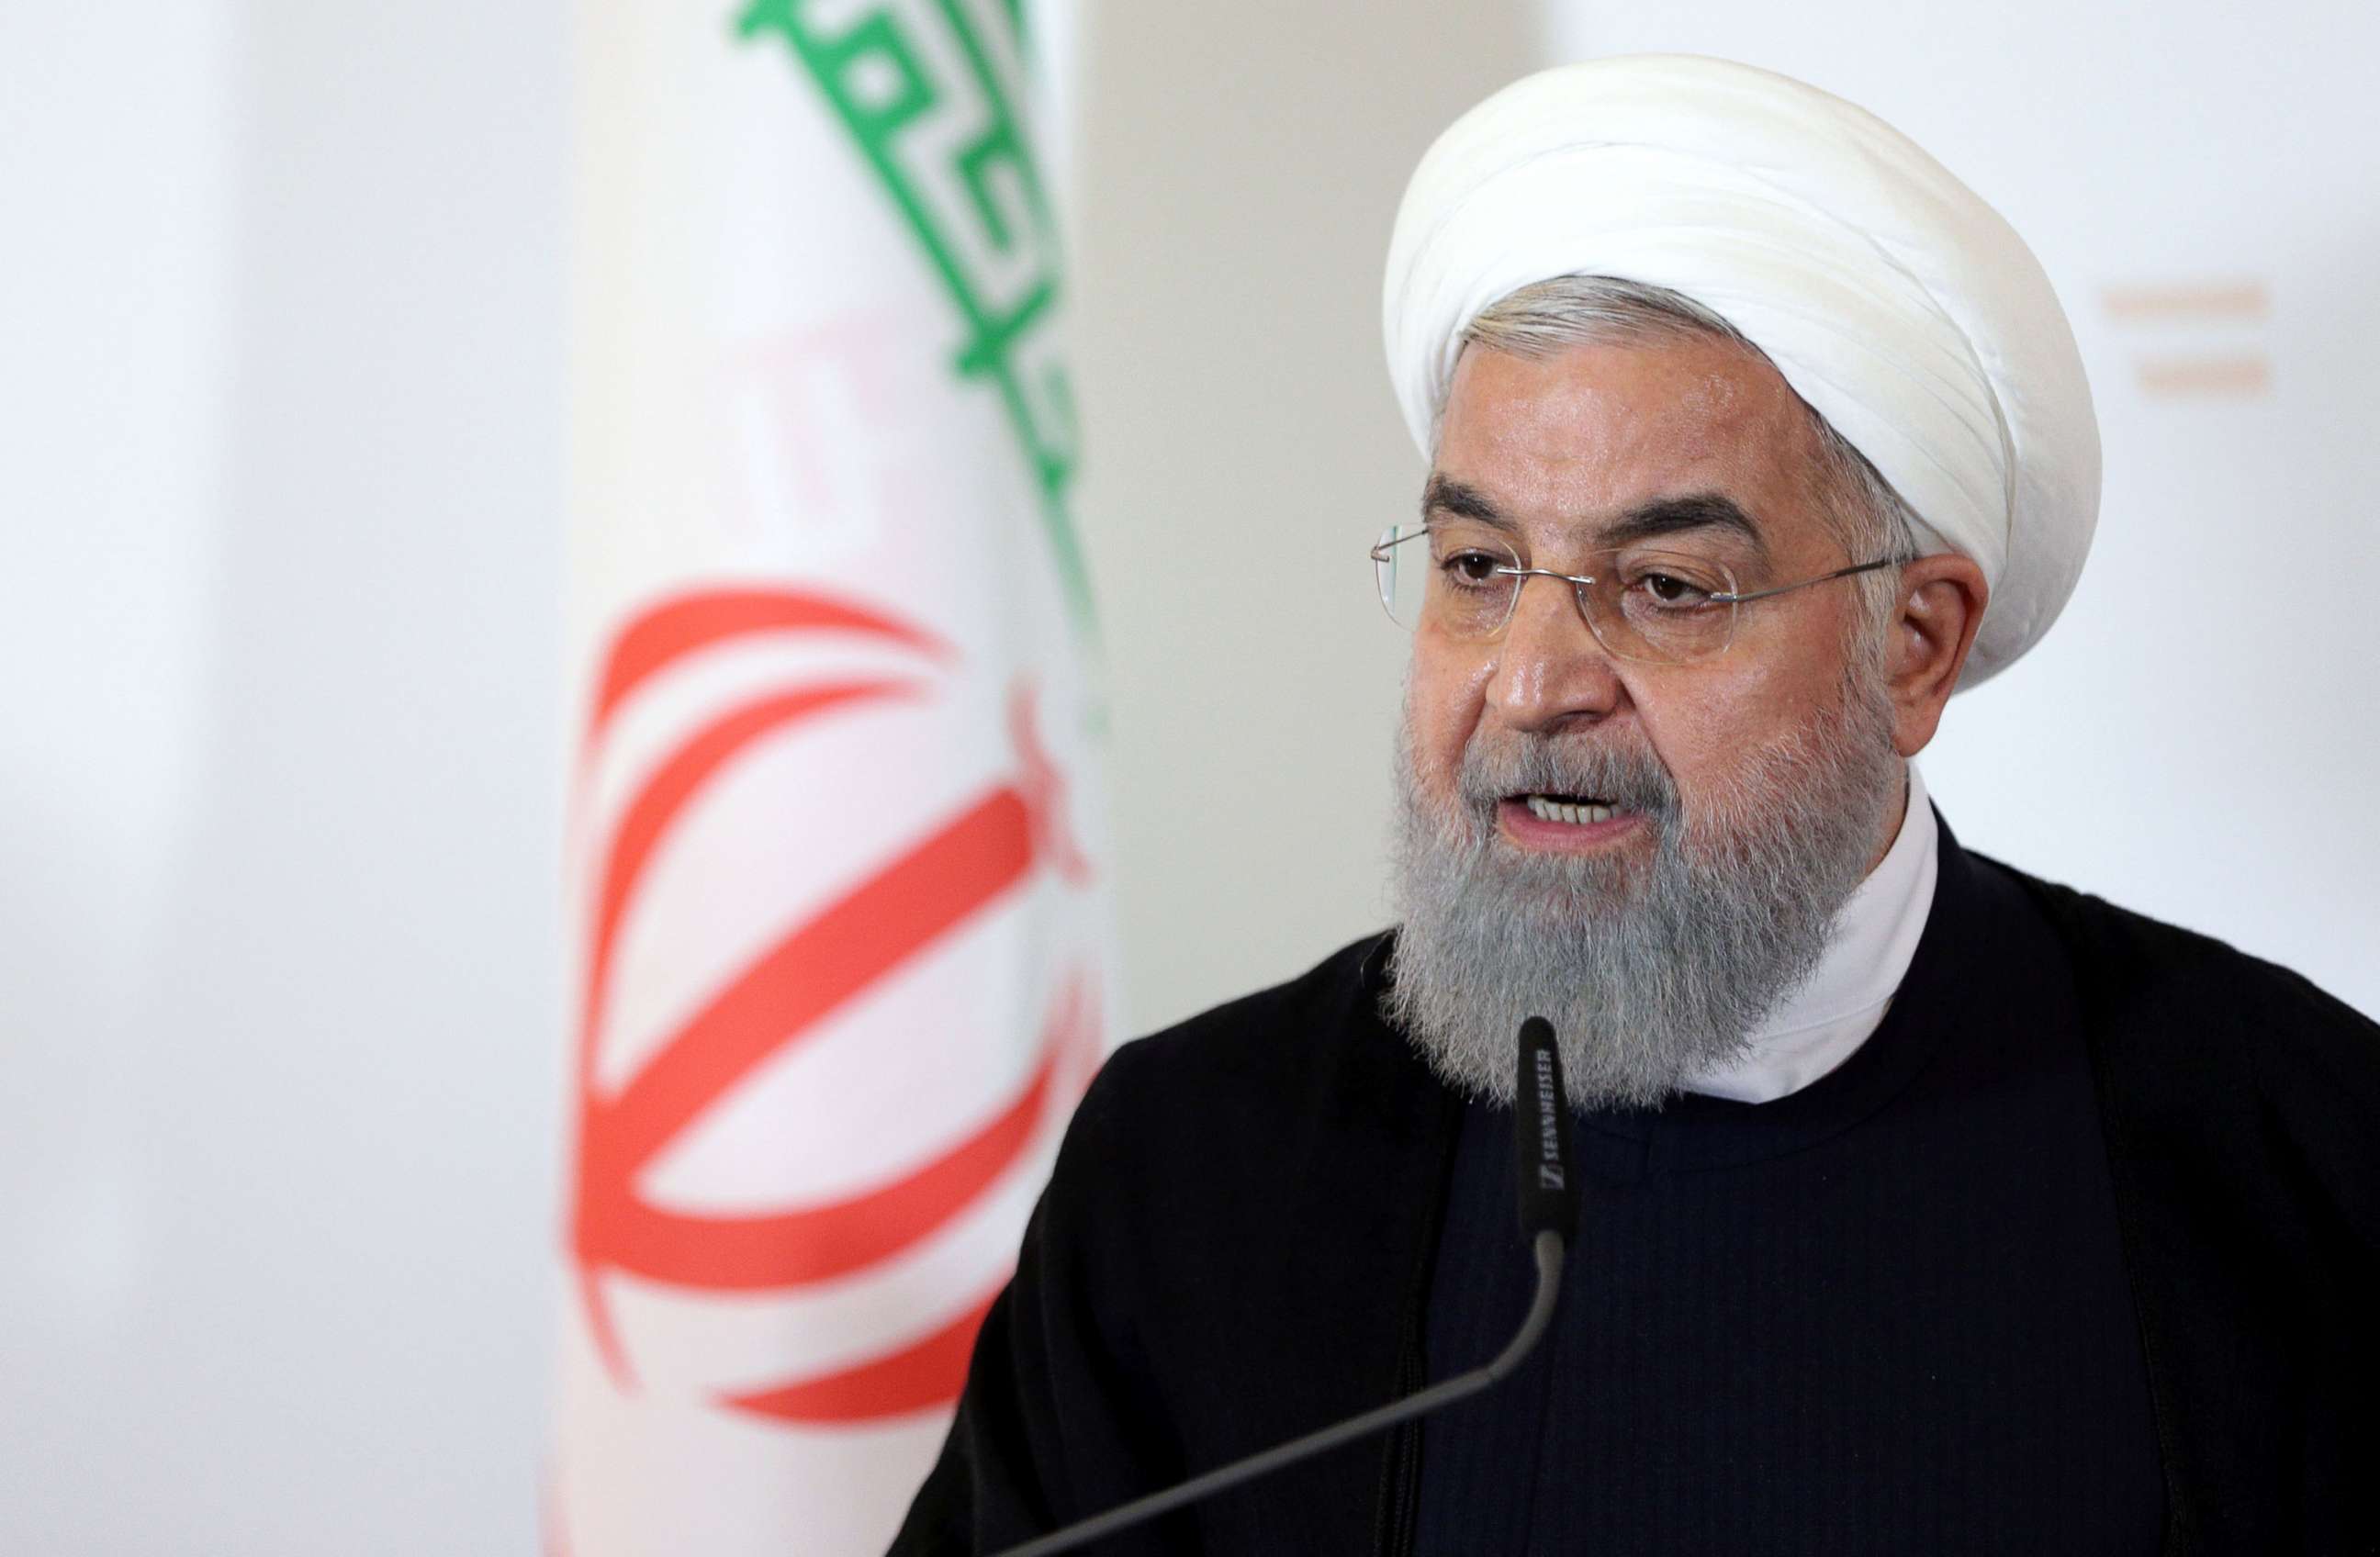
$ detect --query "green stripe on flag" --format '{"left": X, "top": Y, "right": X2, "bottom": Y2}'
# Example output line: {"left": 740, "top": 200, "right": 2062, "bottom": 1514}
{"left": 737, "top": 0, "right": 1098, "bottom": 644}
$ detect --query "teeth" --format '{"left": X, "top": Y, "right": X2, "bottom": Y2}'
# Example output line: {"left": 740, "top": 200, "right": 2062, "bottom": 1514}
{"left": 1522, "top": 795, "right": 1619, "bottom": 826}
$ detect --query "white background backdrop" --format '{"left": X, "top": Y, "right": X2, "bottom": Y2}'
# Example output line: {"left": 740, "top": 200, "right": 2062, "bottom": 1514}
{"left": 4, "top": 2, "right": 2371, "bottom": 1551}
{"left": 4, "top": 1, "right": 566, "bottom": 1551}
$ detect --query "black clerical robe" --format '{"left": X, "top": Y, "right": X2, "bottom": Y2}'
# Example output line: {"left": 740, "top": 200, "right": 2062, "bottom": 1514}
{"left": 889, "top": 818, "right": 2380, "bottom": 1555}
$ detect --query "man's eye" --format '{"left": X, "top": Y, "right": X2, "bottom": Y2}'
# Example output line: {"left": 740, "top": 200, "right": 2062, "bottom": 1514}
{"left": 1633, "top": 570, "right": 1714, "bottom": 606}
{"left": 1440, "top": 551, "right": 1505, "bottom": 586}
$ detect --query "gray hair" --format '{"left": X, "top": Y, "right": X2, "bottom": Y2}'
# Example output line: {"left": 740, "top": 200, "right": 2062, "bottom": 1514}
{"left": 1453, "top": 274, "right": 1923, "bottom": 654}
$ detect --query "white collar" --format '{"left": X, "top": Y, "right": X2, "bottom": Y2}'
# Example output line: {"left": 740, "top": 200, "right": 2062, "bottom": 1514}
{"left": 1680, "top": 762, "right": 1939, "bottom": 1105}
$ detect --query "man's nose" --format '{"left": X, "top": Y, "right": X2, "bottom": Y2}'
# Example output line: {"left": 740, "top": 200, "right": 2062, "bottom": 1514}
{"left": 1484, "top": 570, "right": 1627, "bottom": 734}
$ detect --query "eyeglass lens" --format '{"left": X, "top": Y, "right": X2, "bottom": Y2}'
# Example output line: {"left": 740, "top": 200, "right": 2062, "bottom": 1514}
{"left": 1374, "top": 521, "right": 1738, "bottom": 664}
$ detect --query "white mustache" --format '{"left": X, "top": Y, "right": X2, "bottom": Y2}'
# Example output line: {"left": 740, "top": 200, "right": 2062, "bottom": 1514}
{"left": 1454, "top": 736, "right": 1679, "bottom": 820}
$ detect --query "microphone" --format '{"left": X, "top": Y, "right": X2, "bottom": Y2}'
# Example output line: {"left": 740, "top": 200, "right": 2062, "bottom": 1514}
{"left": 991, "top": 1018, "right": 1579, "bottom": 1557}
{"left": 1512, "top": 1015, "right": 1577, "bottom": 1246}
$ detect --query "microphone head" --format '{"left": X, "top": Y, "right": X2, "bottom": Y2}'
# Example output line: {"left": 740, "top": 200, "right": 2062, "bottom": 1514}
{"left": 1511, "top": 1016, "right": 1577, "bottom": 1243}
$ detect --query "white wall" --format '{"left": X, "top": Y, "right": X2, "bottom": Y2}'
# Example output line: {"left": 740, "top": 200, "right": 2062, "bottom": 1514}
{"left": 2, "top": 2, "right": 567, "bottom": 1551}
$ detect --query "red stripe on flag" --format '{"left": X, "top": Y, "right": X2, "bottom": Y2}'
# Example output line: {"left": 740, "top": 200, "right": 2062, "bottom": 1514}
{"left": 564, "top": 600, "right": 1097, "bottom": 1403}
{"left": 583, "top": 784, "right": 1035, "bottom": 1179}
{"left": 578, "top": 678, "right": 915, "bottom": 1094}
{"left": 720, "top": 1285, "right": 1003, "bottom": 1425}
{"left": 583, "top": 996, "right": 1062, "bottom": 1288}
{"left": 588, "top": 587, "right": 946, "bottom": 744}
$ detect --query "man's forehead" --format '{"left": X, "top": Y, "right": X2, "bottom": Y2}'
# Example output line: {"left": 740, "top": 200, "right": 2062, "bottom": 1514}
{"left": 1436, "top": 341, "right": 1818, "bottom": 497}
{"left": 1442, "top": 333, "right": 1802, "bottom": 446}
{"left": 1430, "top": 341, "right": 1824, "bottom": 557}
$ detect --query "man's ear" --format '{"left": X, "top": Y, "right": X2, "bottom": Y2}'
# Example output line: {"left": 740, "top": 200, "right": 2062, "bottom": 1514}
{"left": 1885, "top": 554, "right": 1989, "bottom": 757}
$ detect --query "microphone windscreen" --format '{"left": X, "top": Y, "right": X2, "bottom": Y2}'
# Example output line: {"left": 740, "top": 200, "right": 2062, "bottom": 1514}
{"left": 1511, "top": 1016, "right": 1577, "bottom": 1242}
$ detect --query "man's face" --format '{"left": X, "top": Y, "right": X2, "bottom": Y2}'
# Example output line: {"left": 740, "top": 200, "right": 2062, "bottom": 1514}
{"left": 1387, "top": 331, "right": 1911, "bottom": 1108}
{"left": 1409, "top": 333, "right": 1888, "bottom": 883}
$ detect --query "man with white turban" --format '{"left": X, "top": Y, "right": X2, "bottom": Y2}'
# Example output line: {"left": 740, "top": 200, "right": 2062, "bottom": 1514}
{"left": 893, "top": 57, "right": 2378, "bottom": 1555}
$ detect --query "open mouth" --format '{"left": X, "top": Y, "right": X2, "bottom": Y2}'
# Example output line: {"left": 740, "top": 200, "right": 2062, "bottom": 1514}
{"left": 1513, "top": 791, "right": 1629, "bottom": 826}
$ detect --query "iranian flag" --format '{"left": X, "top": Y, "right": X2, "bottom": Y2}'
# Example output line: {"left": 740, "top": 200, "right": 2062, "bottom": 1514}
{"left": 553, "top": 3, "right": 1106, "bottom": 1551}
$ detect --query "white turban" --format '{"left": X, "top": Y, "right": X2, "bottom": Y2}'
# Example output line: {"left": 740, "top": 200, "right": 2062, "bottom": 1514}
{"left": 1383, "top": 55, "right": 2097, "bottom": 688}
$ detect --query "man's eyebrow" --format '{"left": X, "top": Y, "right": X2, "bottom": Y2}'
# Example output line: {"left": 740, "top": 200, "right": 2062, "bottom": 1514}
{"left": 1595, "top": 492, "right": 1769, "bottom": 556}
{"left": 1420, "top": 475, "right": 1518, "bottom": 532}
{"left": 1423, "top": 480, "right": 1769, "bottom": 557}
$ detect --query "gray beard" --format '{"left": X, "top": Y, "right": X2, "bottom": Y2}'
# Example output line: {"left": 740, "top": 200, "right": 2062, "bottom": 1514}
{"left": 1385, "top": 670, "right": 1903, "bottom": 1112}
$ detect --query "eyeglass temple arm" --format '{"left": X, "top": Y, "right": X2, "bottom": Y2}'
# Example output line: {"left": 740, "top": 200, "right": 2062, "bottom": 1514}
{"left": 1712, "top": 556, "right": 1897, "bottom": 606}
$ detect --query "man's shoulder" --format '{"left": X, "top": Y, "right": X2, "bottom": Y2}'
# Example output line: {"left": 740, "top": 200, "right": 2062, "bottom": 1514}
{"left": 1039, "top": 930, "right": 1446, "bottom": 1280}
{"left": 1073, "top": 932, "right": 1423, "bottom": 1161}
{"left": 1103, "top": 931, "right": 1399, "bottom": 1086}
{"left": 1971, "top": 850, "right": 2380, "bottom": 1118}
